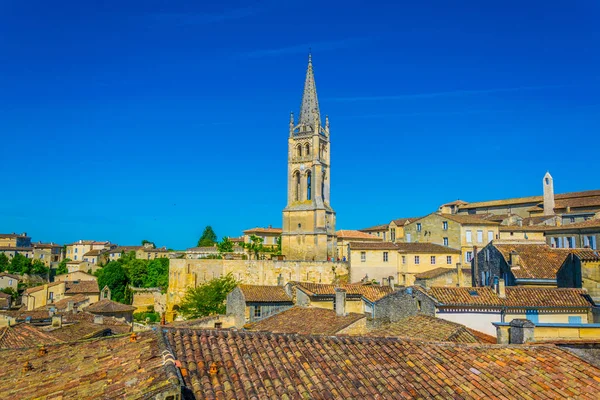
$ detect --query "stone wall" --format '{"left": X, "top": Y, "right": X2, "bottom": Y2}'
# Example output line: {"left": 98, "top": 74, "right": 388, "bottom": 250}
{"left": 372, "top": 288, "right": 436, "bottom": 323}
{"left": 131, "top": 288, "right": 166, "bottom": 313}
{"left": 166, "top": 259, "right": 348, "bottom": 319}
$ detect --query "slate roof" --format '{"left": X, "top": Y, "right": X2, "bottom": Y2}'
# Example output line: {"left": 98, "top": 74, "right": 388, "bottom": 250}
{"left": 84, "top": 299, "right": 136, "bottom": 313}
{"left": 164, "top": 328, "right": 600, "bottom": 399}
{"left": 365, "top": 315, "right": 485, "bottom": 343}
{"left": 0, "top": 331, "right": 182, "bottom": 399}
{"left": 65, "top": 280, "right": 99, "bottom": 294}
{"left": 0, "top": 323, "right": 62, "bottom": 349}
{"left": 238, "top": 285, "right": 293, "bottom": 303}
{"left": 291, "top": 281, "right": 394, "bottom": 302}
{"left": 245, "top": 306, "right": 366, "bottom": 335}
{"left": 424, "top": 286, "right": 593, "bottom": 308}
{"left": 494, "top": 243, "right": 570, "bottom": 279}
{"left": 335, "top": 229, "right": 382, "bottom": 240}
{"left": 414, "top": 267, "right": 471, "bottom": 280}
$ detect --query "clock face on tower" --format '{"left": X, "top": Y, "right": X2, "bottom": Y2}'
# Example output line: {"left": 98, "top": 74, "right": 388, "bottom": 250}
{"left": 300, "top": 165, "right": 305, "bottom": 172}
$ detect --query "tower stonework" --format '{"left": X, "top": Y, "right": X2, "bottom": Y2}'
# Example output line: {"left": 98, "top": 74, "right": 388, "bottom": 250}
{"left": 281, "top": 54, "right": 337, "bottom": 261}
{"left": 543, "top": 171, "right": 555, "bottom": 216}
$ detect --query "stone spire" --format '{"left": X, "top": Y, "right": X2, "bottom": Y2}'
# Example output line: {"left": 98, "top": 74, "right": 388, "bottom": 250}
{"left": 298, "top": 52, "right": 320, "bottom": 129}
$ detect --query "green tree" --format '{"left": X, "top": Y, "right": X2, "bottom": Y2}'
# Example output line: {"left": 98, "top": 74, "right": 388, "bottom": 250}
{"left": 96, "top": 261, "right": 130, "bottom": 303}
{"left": 145, "top": 258, "right": 169, "bottom": 289}
{"left": 125, "top": 259, "right": 149, "bottom": 287}
{"left": 31, "top": 259, "right": 48, "bottom": 275}
{"left": 9, "top": 253, "right": 31, "bottom": 274}
{"left": 178, "top": 273, "right": 238, "bottom": 318}
{"left": 56, "top": 258, "right": 71, "bottom": 275}
{"left": 0, "top": 253, "right": 9, "bottom": 272}
{"left": 197, "top": 226, "right": 217, "bottom": 247}
{"left": 1, "top": 287, "right": 18, "bottom": 298}
{"left": 217, "top": 236, "right": 234, "bottom": 253}
{"left": 245, "top": 235, "right": 265, "bottom": 260}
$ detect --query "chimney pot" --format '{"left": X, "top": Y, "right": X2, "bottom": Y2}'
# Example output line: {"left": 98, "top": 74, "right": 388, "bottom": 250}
{"left": 38, "top": 345, "right": 47, "bottom": 356}
{"left": 209, "top": 362, "right": 218, "bottom": 375}
{"left": 498, "top": 279, "right": 506, "bottom": 298}
{"left": 509, "top": 319, "right": 535, "bottom": 344}
{"left": 130, "top": 332, "right": 137, "bottom": 342}
{"left": 22, "top": 361, "right": 33, "bottom": 373}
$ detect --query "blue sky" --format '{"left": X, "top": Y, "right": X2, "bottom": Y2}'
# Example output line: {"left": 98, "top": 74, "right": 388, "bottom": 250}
{"left": 0, "top": 0, "right": 598, "bottom": 249}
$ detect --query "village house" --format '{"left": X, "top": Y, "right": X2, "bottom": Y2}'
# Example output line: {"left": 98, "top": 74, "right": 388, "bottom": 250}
{"left": 136, "top": 246, "right": 169, "bottom": 260}
{"left": 402, "top": 213, "right": 500, "bottom": 265}
{"left": 22, "top": 280, "right": 100, "bottom": 310}
{"left": 0, "top": 292, "right": 12, "bottom": 309}
{"left": 0, "top": 272, "right": 20, "bottom": 291}
{"left": 65, "top": 240, "right": 112, "bottom": 262}
{"left": 31, "top": 242, "right": 63, "bottom": 266}
{"left": 106, "top": 245, "right": 142, "bottom": 261}
{"left": 545, "top": 218, "right": 600, "bottom": 249}
{"left": 0, "top": 232, "right": 31, "bottom": 248}
{"left": 243, "top": 226, "right": 282, "bottom": 249}
{"left": 84, "top": 299, "right": 136, "bottom": 323}
{"left": 557, "top": 249, "right": 600, "bottom": 302}
{"left": 226, "top": 284, "right": 294, "bottom": 328}
{"left": 413, "top": 266, "right": 472, "bottom": 288}
{"left": 372, "top": 285, "right": 595, "bottom": 335}
{"left": 348, "top": 241, "right": 462, "bottom": 284}
{"left": 335, "top": 229, "right": 381, "bottom": 260}
{"left": 53, "top": 270, "right": 97, "bottom": 282}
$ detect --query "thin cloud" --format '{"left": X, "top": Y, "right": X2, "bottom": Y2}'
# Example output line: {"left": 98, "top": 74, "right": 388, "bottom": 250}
{"left": 328, "top": 84, "right": 571, "bottom": 102}
{"left": 240, "top": 37, "right": 371, "bottom": 59}
{"left": 145, "top": 7, "right": 258, "bottom": 26}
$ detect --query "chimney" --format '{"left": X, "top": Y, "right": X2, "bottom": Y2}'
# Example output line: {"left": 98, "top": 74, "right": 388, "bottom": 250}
{"left": 277, "top": 273, "right": 283, "bottom": 286}
{"left": 38, "top": 345, "right": 47, "bottom": 356}
{"left": 334, "top": 288, "right": 347, "bottom": 316}
{"left": 93, "top": 315, "right": 104, "bottom": 325}
{"left": 51, "top": 315, "right": 62, "bottom": 328}
{"left": 509, "top": 319, "right": 535, "bottom": 344}
{"left": 497, "top": 279, "right": 506, "bottom": 298}
{"left": 22, "top": 362, "right": 33, "bottom": 373}
{"left": 456, "top": 263, "right": 463, "bottom": 287}
{"left": 130, "top": 332, "right": 137, "bottom": 342}
{"left": 509, "top": 251, "right": 520, "bottom": 267}
{"left": 66, "top": 301, "right": 74, "bottom": 312}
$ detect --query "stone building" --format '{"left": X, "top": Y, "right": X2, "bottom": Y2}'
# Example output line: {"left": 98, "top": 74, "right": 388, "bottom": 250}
{"left": 281, "top": 54, "right": 336, "bottom": 261}
{"left": 32, "top": 242, "right": 63, "bottom": 266}
{"left": 226, "top": 284, "right": 294, "bottom": 328}
{"left": 0, "top": 232, "right": 31, "bottom": 248}
{"left": 335, "top": 229, "right": 382, "bottom": 260}
{"left": 65, "top": 240, "right": 112, "bottom": 262}
{"left": 402, "top": 213, "right": 499, "bottom": 265}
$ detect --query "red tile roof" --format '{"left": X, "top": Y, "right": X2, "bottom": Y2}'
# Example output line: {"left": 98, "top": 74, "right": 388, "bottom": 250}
{"left": 335, "top": 229, "right": 382, "bottom": 240}
{"left": 424, "top": 286, "right": 593, "bottom": 308}
{"left": 0, "top": 332, "right": 182, "bottom": 399}
{"left": 84, "top": 299, "right": 136, "bottom": 313}
{"left": 291, "top": 281, "right": 394, "bottom": 302}
{"left": 0, "top": 323, "right": 62, "bottom": 349}
{"left": 365, "top": 315, "right": 484, "bottom": 343}
{"left": 65, "top": 280, "right": 99, "bottom": 294}
{"left": 246, "top": 306, "right": 366, "bottom": 335}
{"left": 494, "top": 243, "right": 570, "bottom": 279}
{"left": 238, "top": 285, "right": 292, "bottom": 303}
{"left": 164, "top": 328, "right": 600, "bottom": 399}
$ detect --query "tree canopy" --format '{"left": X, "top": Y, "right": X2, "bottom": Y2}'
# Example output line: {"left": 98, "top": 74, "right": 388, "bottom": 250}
{"left": 178, "top": 273, "right": 238, "bottom": 319}
{"left": 0, "top": 253, "right": 9, "bottom": 272}
{"left": 56, "top": 258, "right": 70, "bottom": 275}
{"left": 217, "top": 236, "right": 234, "bottom": 253}
{"left": 96, "top": 261, "right": 130, "bottom": 303}
{"left": 197, "top": 226, "right": 217, "bottom": 247}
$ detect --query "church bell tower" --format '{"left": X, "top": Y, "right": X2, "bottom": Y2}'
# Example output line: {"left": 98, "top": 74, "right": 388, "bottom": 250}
{"left": 281, "top": 54, "right": 337, "bottom": 261}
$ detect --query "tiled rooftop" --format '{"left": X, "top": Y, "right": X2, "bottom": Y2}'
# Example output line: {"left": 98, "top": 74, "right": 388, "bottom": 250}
{"left": 458, "top": 189, "right": 600, "bottom": 210}
{"left": 424, "top": 286, "right": 593, "bottom": 308}
{"left": 247, "top": 306, "right": 365, "bottom": 335}
{"left": 242, "top": 227, "right": 283, "bottom": 234}
{"left": 365, "top": 315, "right": 485, "bottom": 343}
{"left": 395, "top": 242, "right": 462, "bottom": 254}
{"left": 414, "top": 267, "right": 470, "bottom": 280}
{"left": 335, "top": 229, "right": 383, "bottom": 240}
{"left": 494, "top": 243, "right": 570, "bottom": 279}
{"left": 291, "top": 281, "right": 394, "bottom": 302}
{"left": 349, "top": 241, "right": 399, "bottom": 250}
{"left": 238, "top": 285, "right": 293, "bottom": 303}
{"left": 439, "top": 213, "right": 501, "bottom": 226}
{"left": 0, "top": 331, "right": 181, "bottom": 399}
{"left": 84, "top": 299, "right": 136, "bottom": 313}
{"left": 164, "top": 328, "right": 600, "bottom": 399}
{"left": 0, "top": 323, "right": 62, "bottom": 349}
{"left": 65, "top": 280, "right": 99, "bottom": 294}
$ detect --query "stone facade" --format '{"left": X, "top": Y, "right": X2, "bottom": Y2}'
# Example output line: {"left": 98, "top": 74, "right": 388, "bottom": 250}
{"left": 281, "top": 54, "right": 336, "bottom": 261}
{"left": 131, "top": 287, "right": 167, "bottom": 313}
{"left": 371, "top": 287, "right": 436, "bottom": 323}
{"left": 166, "top": 258, "right": 347, "bottom": 321}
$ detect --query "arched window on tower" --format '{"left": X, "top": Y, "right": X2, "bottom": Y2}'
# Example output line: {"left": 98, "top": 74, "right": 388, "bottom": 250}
{"left": 294, "top": 171, "right": 300, "bottom": 201}
{"left": 296, "top": 144, "right": 302, "bottom": 158}
{"left": 306, "top": 171, "right": 312, "bottom": 201}
{"left": 305, "top": 143, "right": 310, "bottom": 156}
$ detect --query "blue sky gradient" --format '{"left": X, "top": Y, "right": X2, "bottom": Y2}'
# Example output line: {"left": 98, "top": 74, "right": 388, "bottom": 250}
{"left": 0, "top": 0, "right": 598, "bottom": 249}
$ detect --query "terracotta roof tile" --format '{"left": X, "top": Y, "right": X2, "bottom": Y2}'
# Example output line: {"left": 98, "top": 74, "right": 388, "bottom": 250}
{"left": 246, "top": 306, "right": 365, "bottom": 335}
{"left": 414, "top": 267, "right": 471, "bottom": 280}
{"left": 43, "top": 294, "right": 90, "bottom": 311}
{"left": 366, "top": 315, "right": 483, "bottom": 343}
{"left": 358, "top": 223, "right": 389, "bottom": 232}
{"left": 335, "top": 229, "right": 382, "bottom": 240}
{"left": 164, "top": 328, "right": 600, "bottom": 399}
{"left": 0, "top": 323, "right": 62, "bottom": 349}
{"left": 494, "top": 243, "right": 570, "bottom": 279}
{"left": 238, "top": 285, "right": 292, "bottom": 303}
{"left": 439, "top": 213, "right": 501, "bottom": 225}
{"left": 290, "top": 281, "right": 394, "bottom": 302}
{"left": 65, "top": 280, "right": 99, "bottom": 294}
{"left": 84, "top": 299, "right": 136, "bottom": 313}
{"left": 545, "top": 218, "right": 600, "bottom": 231}
{"left": 0, "top": 332, "right": 181, "bottom": 399}
{"left": 424, "top": 286, "right": 592, "bottom": 308}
